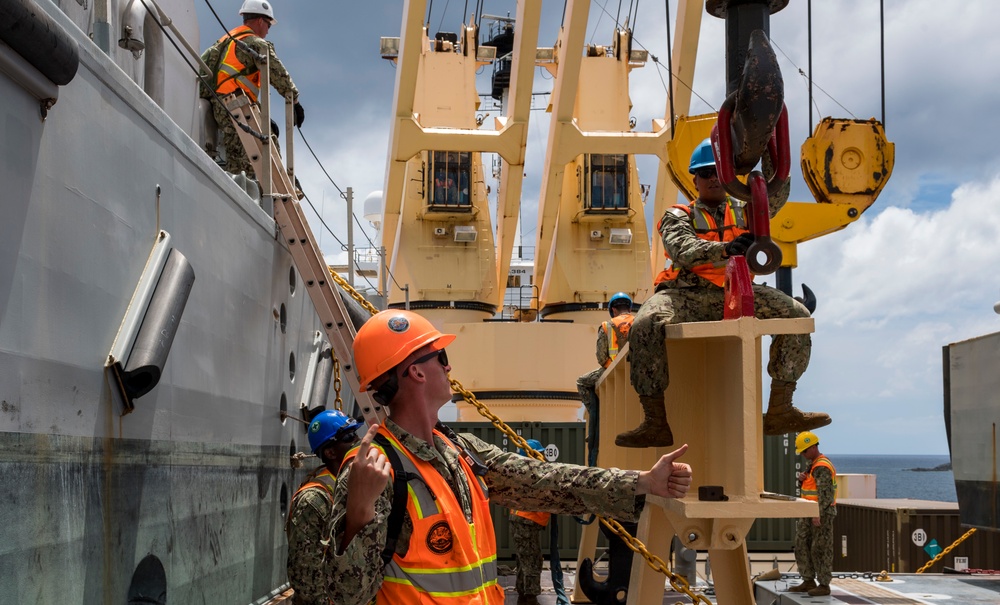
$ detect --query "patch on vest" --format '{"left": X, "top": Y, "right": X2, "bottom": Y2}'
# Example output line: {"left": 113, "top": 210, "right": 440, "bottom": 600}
{"left": 426, "top": 520, "right": 453, "bottom": 554}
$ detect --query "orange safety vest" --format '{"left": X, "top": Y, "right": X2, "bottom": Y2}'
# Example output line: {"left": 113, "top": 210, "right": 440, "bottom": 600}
{"left": 601, "top": 314, "right": 634, "bottom": 367}
{"left": 653, "top": 198, "right": 750, "bottom": 288}
{"left": 801, "top": 455, "right": 837, "bottom": 504}
{"left": 286, "top": 466, "right": 337, "bottom": 533}
{"left": 214, "top": 25, "right": 261, "bottom": 102}
{"left": 344, "top": 427, "right": 503, "bottom": 604}
{"left": 513, "top": 509, "right": 551, "bottom": 527}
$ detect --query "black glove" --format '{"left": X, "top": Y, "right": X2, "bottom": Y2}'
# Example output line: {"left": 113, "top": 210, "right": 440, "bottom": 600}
{"left": 724, "top": 233, "right": 755, "bottom": 257}
{"left": 270, "top": 119, "right": 280, "bottom": 139}
{"left": 293, "top": 102, "right": 305, "bottom": 128}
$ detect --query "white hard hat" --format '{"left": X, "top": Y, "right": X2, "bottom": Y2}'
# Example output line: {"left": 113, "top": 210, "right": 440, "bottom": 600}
{"left": 239, "top": 0, "right": 275, "bottom": 24}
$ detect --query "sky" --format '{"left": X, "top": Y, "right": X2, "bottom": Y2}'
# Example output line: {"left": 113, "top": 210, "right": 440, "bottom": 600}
{"left": 195, "top": 1, "right": 1000, "bottom": 455}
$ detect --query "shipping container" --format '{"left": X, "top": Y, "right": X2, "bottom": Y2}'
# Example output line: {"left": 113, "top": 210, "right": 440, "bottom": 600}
{"left": 746, "top": 434, "right": 801, "bottom": 551}
{"left": 833, "top": 498, "right": 1000, "bottom": 573}
{"left": 450, "top": 421, "right": 589, "bottom": 560}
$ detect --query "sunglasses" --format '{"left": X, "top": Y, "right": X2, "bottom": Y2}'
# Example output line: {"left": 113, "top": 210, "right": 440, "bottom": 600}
{"left": 402, "top": 349, "right": 449, "bottom": 377}
{"left": 694, "top": 167, "right": 718, "bottom": 179}
{"left": 333, "top": 426, "right": 360, "bottom": 443}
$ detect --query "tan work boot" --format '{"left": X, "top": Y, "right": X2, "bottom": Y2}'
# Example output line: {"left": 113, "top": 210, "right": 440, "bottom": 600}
{"left": 763, "top": 380, "right": 832, "bottom": 435}
{"left": 786, "top": 578, "right": 816, "bottom": 593}
{"left": 615, "top": 395, "right": 674, "bottom": 448}
{"left": 808, "top": 584, "right": 831, "bottom": 596}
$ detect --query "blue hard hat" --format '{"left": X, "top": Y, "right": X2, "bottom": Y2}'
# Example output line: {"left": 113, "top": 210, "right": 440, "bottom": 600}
{"left": 518, "top": 438, "right": 544, "bottom": 456}
{"left": 688, "top": 138, "right": 716, "bottom": 174}
{"left": 308, "top": 410, "right": 363, "bottom": 453}
{"left": 608, "top": 292, "right": 633, "bottom": 316}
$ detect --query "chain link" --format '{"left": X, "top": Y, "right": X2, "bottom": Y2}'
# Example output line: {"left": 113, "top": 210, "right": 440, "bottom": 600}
{"left": 332, "top": 356, "right": 343, "bottom": 410}
{"left": 329, "top": 268, "right": 380, "bottom": 315}
{"left": 915, "top": 528, "right": 976, "bottom": 573}
{"left": 327, "top": 269, "right": 706, "bottom": 603}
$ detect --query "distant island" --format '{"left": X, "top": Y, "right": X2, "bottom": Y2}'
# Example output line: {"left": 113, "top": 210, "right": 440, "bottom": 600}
{"left": 908, "top": 462, "right": 952, "bottom": 472}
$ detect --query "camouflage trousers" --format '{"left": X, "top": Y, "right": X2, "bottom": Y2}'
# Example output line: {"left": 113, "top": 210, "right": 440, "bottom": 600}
{"left": 628, "top": 283, "right": 811, "bottom": 397}
{"left": 211, "top": 97, "right": 282, "bottom": 179}
{"left": 795, "top": 514, "right": 835, "bottom": 585}
{"left": 509, "top": 515, "right": 545, "bottom": 596}
{"left": 577, "top": 367, "right": 604, "bottom": 466}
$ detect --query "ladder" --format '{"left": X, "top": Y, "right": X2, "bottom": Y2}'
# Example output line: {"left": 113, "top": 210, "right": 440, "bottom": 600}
{"left": 224, "top": 91, "right": 385, "bottom": 426}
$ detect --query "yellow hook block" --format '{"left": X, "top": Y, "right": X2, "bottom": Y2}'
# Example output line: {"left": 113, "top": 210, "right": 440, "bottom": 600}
{"left": 800, "top": 117, "right": 894, "bottom": 208}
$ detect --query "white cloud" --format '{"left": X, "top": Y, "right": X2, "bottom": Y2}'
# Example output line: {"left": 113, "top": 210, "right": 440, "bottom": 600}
{"left": 792, "top": 176, "right": 1000, "bottom": 453}
{"left": 196, "top": 1, "right": 1000, "bottom": 455}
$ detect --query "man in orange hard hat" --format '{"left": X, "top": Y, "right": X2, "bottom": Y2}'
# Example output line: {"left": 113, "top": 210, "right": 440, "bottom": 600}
{"left": 324, "top": 310, "right": 694, "bottom": 605}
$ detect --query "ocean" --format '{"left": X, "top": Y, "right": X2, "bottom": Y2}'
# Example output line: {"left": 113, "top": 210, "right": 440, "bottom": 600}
{"left": 828, "top": 454, "right": 957, "bottom": 502}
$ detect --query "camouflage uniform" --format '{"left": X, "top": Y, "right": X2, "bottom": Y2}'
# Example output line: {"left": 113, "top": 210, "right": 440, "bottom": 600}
{"left": 577, "top": 316, "right": 632, "bottom": 464}
{"left": 629, "top": 199, "right": 811, "bottom": 397}
{"left": 795, "top": 463, "right": 836, "bottom": 586}
{"left": 286, "top": 467, "right": 336, "bottom": 605}
{"left": 508, "top": 514, "right": 546, "bottom": 597}
{"left": 326, "top": 418, "right": 645, "bottom": 605}
{"left": 207, "top": 28, "right": 298, "bottom": 178}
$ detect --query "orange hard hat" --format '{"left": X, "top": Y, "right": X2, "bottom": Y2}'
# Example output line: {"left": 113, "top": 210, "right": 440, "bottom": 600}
{"left": 353, "top": 310, "right": 455, "bottom": 390}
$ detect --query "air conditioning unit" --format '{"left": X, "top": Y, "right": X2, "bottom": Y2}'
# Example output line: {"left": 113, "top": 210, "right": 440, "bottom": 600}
{"left": 590, "top": 230, "right": 603, "bottom": 241}
{"left": 609, "top": 228, "right": 633, "bottom": 245}
{"left": 453, "top": 226, "right": 478, "bottom": 242}
{"left": 433, "top": 227, "right": 448, "bottom": 237}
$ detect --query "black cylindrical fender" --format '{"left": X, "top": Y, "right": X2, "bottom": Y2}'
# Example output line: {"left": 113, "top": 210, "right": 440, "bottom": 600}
{"left": 0, "top": 0, "right": 80, "bottom": 86}
{"left": 123, "top": 249, "right": 196, "bottom": 400}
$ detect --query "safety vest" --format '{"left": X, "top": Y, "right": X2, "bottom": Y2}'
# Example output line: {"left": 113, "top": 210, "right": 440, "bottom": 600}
{"left": 601, "top": 314, "right": 634, "bottom": 367}
{"left": 214, "top": 25, "right": 262, "bottom": 102}
{"left": 513, "top": 509, "right": 551, "bottom": 527}
{"left": 285, "top": 466, "right": 336, "bottom": 533}
{"left": 800, "top": 455, "right": 837, "bottom": 504}
{"left": 653, "top": 198, "right": 750, "bottom": 287}
{"left": 344, "top": 427, "right": 503, "bottom": 604}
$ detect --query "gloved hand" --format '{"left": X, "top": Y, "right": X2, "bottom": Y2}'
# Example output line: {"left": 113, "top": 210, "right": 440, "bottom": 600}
{"left": 270, "top": 119, "right": 280, "bottom": 139}
{"left": 724, "top": 233, "right": 755, "bottom": 257}
{"left": 293, "top": 102, "right": 305, "bottom": 128}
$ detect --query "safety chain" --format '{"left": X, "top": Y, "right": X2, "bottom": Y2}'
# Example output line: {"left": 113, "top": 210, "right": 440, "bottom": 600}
{"left": 326, "top": 269, "right": 707, "bottom": 604}
{"left": 449, "top": 380, "right": 711, "bottom": 605}
{"left": 915, "top": 528, "right": 976, "bottom": 573}
{"left": 332, "top": 357, "right": 343, "bottom": 410}
{"left": 329, "top": 268, "right": 380, "bottom": 315}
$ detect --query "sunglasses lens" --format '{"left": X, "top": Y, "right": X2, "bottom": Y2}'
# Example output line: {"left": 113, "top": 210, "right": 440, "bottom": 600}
{"left": 438, "top": 350, "right": 448, "bottom": 367}
{"left": 697, "top": 168, "right": 716, "bottom": 179}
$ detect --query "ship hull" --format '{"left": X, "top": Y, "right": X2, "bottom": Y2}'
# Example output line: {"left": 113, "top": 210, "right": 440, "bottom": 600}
{"left": 0, "top": 2, "right": 327, "bottom": 603}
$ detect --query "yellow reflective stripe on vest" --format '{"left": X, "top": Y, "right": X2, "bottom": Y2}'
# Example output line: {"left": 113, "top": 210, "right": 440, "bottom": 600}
{"left": 604, "top": 321, "right": 619, "bottom": 361}
{"left": 217, "top": 64, "right": 260, "bottom": 100}
{"left": 383, "top": 555, "right": 499, "bottom": 596}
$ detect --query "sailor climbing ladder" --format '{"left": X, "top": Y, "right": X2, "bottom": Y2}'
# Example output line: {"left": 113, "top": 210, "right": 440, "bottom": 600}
{"left": 222, "top": 66, "right": 385, "bottom": 426}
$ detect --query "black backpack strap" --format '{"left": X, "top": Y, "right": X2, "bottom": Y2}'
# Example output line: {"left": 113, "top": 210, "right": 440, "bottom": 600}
{"left": 374, "top": 434, "right": 410, "bottom": 566}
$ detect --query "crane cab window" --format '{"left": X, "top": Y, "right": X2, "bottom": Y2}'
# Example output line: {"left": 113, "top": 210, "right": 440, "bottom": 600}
{"left": 586, "top": 154, "right": 628, "bottom": 212}
{"left": 428, "top": 151, "right": 472, "bottom": 211}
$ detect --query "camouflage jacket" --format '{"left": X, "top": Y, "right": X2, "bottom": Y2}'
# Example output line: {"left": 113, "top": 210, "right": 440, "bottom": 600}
{"left": 811, "top": 465, "right": 837, "bottom": 519}
{"left": 286, "top": 469, "right": 337, "bottom": 605}
{"left": 202, "top": 27, "right": 298, "bottom": 101}
{"left": 326, "top": 419, "right": 644, "bottom": 605}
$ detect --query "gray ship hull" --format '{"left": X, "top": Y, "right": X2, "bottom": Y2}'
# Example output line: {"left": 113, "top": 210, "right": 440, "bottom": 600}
{"left": 0, "top": 1, "right": 333, "bottom": 602}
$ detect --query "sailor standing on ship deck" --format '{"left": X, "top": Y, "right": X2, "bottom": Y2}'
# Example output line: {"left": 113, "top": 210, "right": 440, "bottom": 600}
{"left": 286, "top": 410, "right": 361, "bottom": 605}
{"left": 323, "top": 310, "right": 693, "bottom": 605}
{"left": 200, "top": 0, "right": 304, "bottom": 178}
{"left": 787, "top": 430, "right": 837, "bottom": 597}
